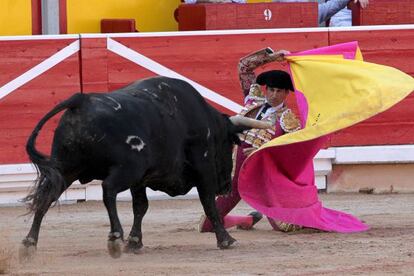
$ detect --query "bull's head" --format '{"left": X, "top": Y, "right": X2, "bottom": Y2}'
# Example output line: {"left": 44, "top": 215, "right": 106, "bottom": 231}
{"left": 214, "top": 115, "right": 273, "bottom": 195}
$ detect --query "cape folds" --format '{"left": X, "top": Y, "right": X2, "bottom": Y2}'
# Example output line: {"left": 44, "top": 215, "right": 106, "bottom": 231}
{"left": 238, "top": 42, "right": 414, "bottom": 232}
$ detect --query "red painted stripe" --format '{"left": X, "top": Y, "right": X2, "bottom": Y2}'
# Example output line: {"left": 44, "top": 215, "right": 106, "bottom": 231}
{"left": 31, "top": 0, "right": 42, "bottom": 35}
{"left": 59, "top": 0, "right": 67, "bottom": 34}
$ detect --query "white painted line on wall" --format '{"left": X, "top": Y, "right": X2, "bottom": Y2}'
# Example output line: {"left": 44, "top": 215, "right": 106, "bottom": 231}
{"left": 328, "top": 24, "right": 414, "bottom": 32}
{"left": 0, "top": 34, "right": 79, "bottom": 41}
{"left": 333, "top": 145, "right": 414, "bottom": 164}
{"left": 84, "top": 27, "right": 325, "bottom": 38}
{"left": 106, "top": 37, "right": 243, "bottom": 113}
{"left": 0, "top": 40, "right": 80, "bottom": 100}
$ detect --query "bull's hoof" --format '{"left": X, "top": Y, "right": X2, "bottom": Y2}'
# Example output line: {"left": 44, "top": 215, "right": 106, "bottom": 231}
{"left": 123, "top": 236, "right": 143, "bottom": 254}
{"left": 217, "top": 236, "right": 237, "bottom": 249}
{"left": 107, "top": 232, "right": 123, "bottom": 258}
{"left": 19, "top": 238, "right": 37, "bottom": 263}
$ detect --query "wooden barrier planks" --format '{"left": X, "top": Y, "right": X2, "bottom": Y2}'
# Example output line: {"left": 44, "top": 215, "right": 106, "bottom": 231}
{"left": 81, "top": 29, "right": 414, "bottom": 147}
{"left": 0, "top": 37, "right": 81, "bottom": 164}
{"left": 107, "top": 30, "right": 328, "bottom": 113}
{"left": 178, "top": 3, "right": 318, "bottom": 31}
{"left": 0, "top": 27, "right": 414, "bottom": 166}
{"left": 80, "top": 37, "right": 109, "bottom": 93}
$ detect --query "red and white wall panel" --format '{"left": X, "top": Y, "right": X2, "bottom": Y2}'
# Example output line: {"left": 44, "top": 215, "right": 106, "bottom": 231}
{"left": 0, "top": 35, "right": 81, "bottom": 204}
{"left": 1, "top": 26, "right": 414, "bottom": 204}
{"left": 82, "top": 28, "right": 329, "bottom": 114}
{"left": 0, "top": 35, "right": 80, "bottom": 164}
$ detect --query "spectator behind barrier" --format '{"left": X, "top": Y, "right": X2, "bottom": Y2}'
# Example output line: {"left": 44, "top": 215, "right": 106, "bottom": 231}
{"left": 329, "top": 0, "right": 369, "bottom": 27}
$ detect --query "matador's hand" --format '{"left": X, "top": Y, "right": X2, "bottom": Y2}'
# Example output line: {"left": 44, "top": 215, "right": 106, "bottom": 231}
{"left": 271, "top": 50, "right": 291, "bottom": 62}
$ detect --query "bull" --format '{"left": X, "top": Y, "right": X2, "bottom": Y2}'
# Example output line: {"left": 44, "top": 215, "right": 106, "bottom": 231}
{"left": 20, "top": 76, "right": 271, "bottom": 259}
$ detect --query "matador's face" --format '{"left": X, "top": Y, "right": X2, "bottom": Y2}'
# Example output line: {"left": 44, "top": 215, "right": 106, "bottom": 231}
{"left": 265, "top": 86, "right": 289, "bottom": 107}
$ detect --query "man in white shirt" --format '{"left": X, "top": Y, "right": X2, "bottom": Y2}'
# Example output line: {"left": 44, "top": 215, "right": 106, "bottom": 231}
{"left": 329, "top": 0, "right": 369, "bottom": 27}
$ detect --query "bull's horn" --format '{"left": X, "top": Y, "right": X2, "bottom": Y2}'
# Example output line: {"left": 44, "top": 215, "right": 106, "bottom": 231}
{"left": 230, "top": 115, "right": 273, "bottom": 129}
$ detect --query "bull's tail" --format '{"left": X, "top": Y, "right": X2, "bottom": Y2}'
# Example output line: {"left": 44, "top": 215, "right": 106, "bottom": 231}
{"left": 24, "top": 93, "right": 85, "bottom": 214}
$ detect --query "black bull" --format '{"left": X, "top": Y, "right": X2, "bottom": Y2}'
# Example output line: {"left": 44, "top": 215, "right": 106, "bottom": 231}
{"left": 20, "top": 76, "right": 271, "bottom": 259}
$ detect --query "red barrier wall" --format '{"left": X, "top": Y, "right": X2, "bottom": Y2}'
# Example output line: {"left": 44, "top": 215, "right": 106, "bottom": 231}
{"left": 0, "top": 36, "right": 81, "bottom": 164}
{"left": 81, "top": 37, "right": 109, "bottom": 92}
{"left": 178, "top": 3, "right": 318, "bottom": 31}
{"left": 102, "top": 32, "right": 328, "bottom": 111}
{"left": 0, "top": 27, "right": 413, "bottom": 165}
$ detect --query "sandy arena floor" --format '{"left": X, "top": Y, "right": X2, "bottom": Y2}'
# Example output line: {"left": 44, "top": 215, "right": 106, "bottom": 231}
{"left": 1, "top": 193, "right": 414, "bottom": 275}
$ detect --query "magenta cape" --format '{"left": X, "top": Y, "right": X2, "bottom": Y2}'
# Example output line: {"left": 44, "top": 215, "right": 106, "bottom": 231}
{"left": 238, "top": 43, "right": 372, "bottom": 233}
{"left": 238, "top": 136, "right": 369, "bottom": 232}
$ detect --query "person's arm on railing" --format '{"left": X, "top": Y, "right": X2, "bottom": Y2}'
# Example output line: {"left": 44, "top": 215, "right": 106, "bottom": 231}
{"left": 319, "top": 0, "right": 369, "bottom": 24}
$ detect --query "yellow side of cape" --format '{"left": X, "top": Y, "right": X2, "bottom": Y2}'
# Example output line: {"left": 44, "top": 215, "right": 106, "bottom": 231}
{"left": 260, "top": 54, "right": 414, "bottom": 149}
